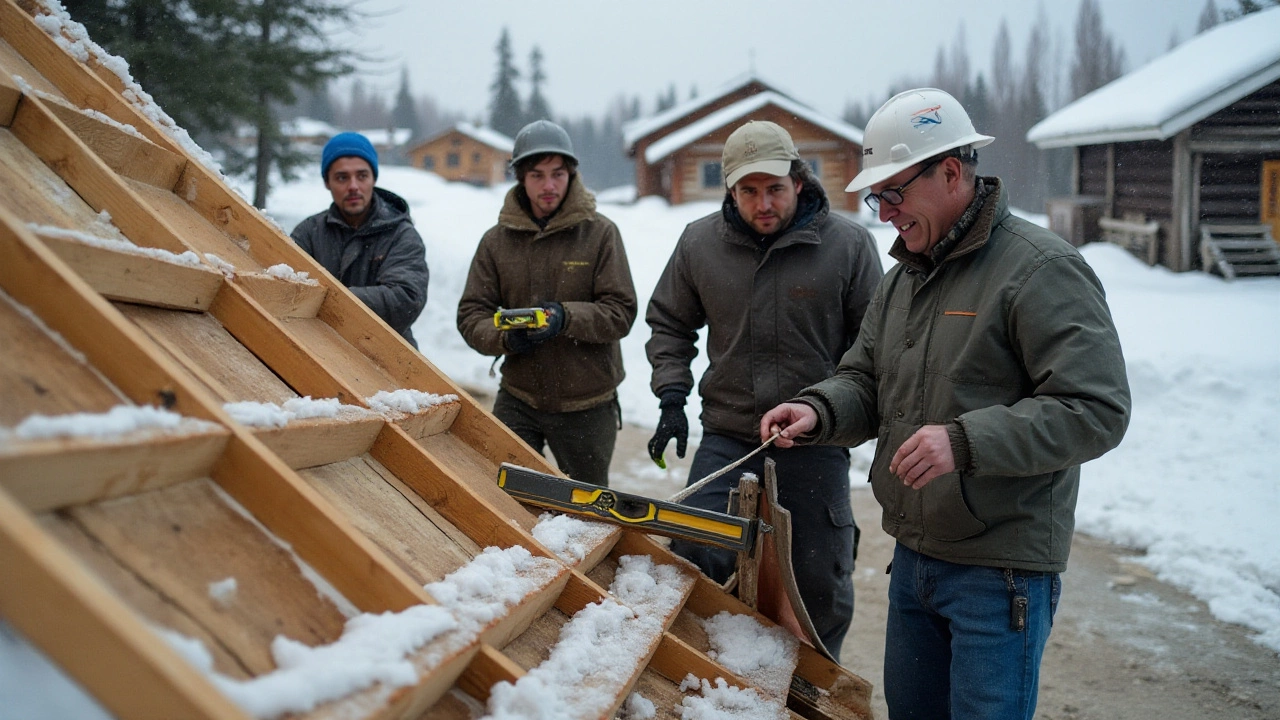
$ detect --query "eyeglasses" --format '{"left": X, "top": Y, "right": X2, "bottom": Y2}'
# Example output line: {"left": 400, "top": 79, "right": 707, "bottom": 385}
{"left": 863, "top": 158, "right": 942, "bottom": 212}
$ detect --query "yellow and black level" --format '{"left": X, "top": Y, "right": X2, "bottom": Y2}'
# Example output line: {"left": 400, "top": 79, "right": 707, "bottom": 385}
{"left": 494, "top": 307, "right": 548, "bottom": 331}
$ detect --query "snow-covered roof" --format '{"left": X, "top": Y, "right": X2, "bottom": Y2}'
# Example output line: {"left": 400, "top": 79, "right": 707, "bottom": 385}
{"left": 282, "top": 116, "right": 340, "bottom": 139}
{"left": 643, "top": 91, "right": 864, "bottom": 165}
{"left": 1027, "top": 7, "right": 1280, "bottom": 148}
{"left": 622, "top": 72, "right": 788, "bottom": 148}
{"left": 357, "top": 127, "right": 413, "bottom": 147}
{"left": 452, "top": 122, "right": 514, "bottom": 152}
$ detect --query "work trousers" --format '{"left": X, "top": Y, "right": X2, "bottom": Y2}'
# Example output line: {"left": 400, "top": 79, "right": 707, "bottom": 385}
{"left": 884, "top": 543, "right": 1062, "bottom": 719}
{"left": 669, "top": 433, "right": 857, "bottom": 657}
{"left": 492, "top": 389, "right": 619, "bottom": 487}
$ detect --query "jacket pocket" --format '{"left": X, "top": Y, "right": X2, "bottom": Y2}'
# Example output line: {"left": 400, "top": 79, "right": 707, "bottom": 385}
{"left": 921, "top": 471, "right": 986, "bottom": 541}
{"left": 827, "top": 501, "right": 858, "bottom": 571}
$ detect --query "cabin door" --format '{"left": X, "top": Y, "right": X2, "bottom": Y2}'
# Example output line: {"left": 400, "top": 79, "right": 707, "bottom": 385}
{"left": 1264, "top": 160, "right": 1280, "bottom": 243}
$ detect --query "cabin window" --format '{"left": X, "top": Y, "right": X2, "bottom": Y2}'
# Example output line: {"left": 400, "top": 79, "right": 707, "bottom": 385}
{"left": 422, "top": 155, "right": 435, "bottom": 170}
{"left": 447, "top": 152, "right": 460, "bottom": 168}
{"left": 473, "top": 152, "right": 482, "bottom": 165}
{"left": 701, "top": 161, "right": 722, "bottom": 189}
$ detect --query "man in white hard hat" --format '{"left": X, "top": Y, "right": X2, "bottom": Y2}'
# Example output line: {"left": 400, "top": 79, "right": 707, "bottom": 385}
{"left": 761, "top": 89, "right": 1131, "bottom": 717}
{"left": 646, "top": 120, "right": 884, "bottom": 658}
{"left": 457, "top": 120, "right": 637, "bottom": 487}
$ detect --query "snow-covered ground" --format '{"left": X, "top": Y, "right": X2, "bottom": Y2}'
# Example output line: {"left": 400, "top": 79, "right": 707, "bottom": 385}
{"left": 2, "top": 165, "right": 1277, "bottom": 718}
{"left": 267, "top": 166, "right": 1280, "bottom": 654}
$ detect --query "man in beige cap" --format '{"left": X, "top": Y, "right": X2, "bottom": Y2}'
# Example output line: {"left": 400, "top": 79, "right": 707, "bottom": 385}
{"left": 644, "top": 120, "right": 883, "bottom": 657}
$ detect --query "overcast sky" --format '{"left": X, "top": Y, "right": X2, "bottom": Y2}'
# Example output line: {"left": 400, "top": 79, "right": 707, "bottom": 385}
{"left": 343, "top": 0, "right": 1214, "bottom": 121}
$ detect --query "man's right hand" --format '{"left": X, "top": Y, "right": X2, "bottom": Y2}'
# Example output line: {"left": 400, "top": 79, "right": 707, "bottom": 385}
{"left": 761, "top": 403, "right": 818, "bottom": 448}
{"left": 648, "top": 391, "right": 688, "bottom": 467}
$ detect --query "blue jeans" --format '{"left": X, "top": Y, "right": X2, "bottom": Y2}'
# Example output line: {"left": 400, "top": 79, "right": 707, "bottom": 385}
{"left": 884, "top": 544, "right": 1061, "bottom": 719}
{"left": 669, "top": 433, "right": 857, "bottom": 657}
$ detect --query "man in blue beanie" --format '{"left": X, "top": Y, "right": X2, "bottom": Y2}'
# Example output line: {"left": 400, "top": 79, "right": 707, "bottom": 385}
{"left": 291, "top": 132, "right": 429, "bottom": 348}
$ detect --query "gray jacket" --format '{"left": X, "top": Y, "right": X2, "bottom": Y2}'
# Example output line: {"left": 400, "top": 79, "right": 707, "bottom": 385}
{"left": 291, "top": 187, "right": 429, "bottom": 347}
{"left": 797, "top": 179, "right": 1131, "bottom": 572}
{"left": 646, "top": 182, "right": 884, "bottom": 442}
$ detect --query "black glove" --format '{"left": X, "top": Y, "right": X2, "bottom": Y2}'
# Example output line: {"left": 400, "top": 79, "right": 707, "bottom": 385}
{"left": 648, "top": 388, "right": 689, "bottom": 468}
{"left": 526, "top": 302, "right": 565, "bottom": 343}
{"left": 504, "top": 328, "right": 536, "bottom": 355}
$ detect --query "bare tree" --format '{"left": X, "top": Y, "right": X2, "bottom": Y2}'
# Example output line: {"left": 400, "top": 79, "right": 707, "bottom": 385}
{"left": 1069, "top": 0, "right": 1126, "bottom": 101}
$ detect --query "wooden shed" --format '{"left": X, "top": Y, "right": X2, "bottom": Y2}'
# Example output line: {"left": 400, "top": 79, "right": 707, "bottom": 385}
{"left": 0, "top": 3, "right": 875, "bottom": 719}
{"left": 1029, "top": 7, "right": 1280, "bottom": 274}
{"left": 404, "top": 123, "right": 513, "bottom": 187}
{"left": 624, "top": 76, "right": 865, "bottom": 212}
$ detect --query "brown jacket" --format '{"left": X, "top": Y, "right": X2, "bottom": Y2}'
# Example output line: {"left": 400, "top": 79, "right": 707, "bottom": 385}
{"left": 457, "top": 177, "right": 637, "bottom": 412}
{"left": 646, "top": 184, "right": 883, "bottom": 442}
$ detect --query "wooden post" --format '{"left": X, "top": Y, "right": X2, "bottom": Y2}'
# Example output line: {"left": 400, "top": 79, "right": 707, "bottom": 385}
{"left": 733, "top": 473, "right": 761, "bottom": 609}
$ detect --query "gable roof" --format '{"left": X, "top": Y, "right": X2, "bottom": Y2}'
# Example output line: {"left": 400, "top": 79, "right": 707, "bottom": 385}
{"left": 1028, "top": 6, "right": 1280, "bottom": 148}
{"left": 410, "top": 122, "right": 514, "bottom": 154}
{"left": 643, "top": 90, "right": 864, "bottom": 164}
{"left": 622, "top": 72, "right": 784, "bottom": 148}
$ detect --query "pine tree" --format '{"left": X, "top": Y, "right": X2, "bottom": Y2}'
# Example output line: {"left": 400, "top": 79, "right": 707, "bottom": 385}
{"left": 489, "top": 28, "right": 524, "bottom": 137}
{"left": 392, "top": 67, "right": 422, "bottom": 140}
{"left": 306, "top": 81, "right": 336, "bottom": 124}
{"left": 1069, "top": 0, "right": 1126, "bottom": 101}
{"left": 1198, "top": 0, "right": 1222, "bottom": 30}
{"left": 525, "top": 46, "right": 552, "bottom": 124}
{"left": 1224, "top": 0, "right": 1279, "bottom": 18}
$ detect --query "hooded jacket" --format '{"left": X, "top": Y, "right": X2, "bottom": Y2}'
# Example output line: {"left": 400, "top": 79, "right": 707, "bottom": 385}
{"left": 797, "top": 179, "right": 1131, "bottom": 572}
{"left": 456, "top": 177, "right": 637, "bottom": 413}
{"left": 646, "top": 179, "right": 884, "bottom": 443}
{"left": 291, "top": 187, "right": 428, "bottom": 347}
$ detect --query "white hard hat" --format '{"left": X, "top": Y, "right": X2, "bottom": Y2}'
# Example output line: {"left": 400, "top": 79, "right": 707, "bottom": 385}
{"left": 845, "top": 88, "right": 993, "bottom": 193}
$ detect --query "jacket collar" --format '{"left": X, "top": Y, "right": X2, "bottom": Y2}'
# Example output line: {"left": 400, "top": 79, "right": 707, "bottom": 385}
{"left": 325, "top": 187, "right": 412, "bottom": 235}
{"left": 718, "top": 179, "right": 830, "bottom": 250}
{"left": 498, "top": 175, "right": 597, "bottom": 235}
{"left": 889, "top": 176, "right": 1008, "bottom": 274}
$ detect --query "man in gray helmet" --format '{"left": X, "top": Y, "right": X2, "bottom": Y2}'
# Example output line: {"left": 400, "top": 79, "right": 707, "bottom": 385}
{"left": 761, "top": 88, "right": 1131, "bottom": 717}
{"left": 457, "top": 120, "right": 637, "bottom": 487}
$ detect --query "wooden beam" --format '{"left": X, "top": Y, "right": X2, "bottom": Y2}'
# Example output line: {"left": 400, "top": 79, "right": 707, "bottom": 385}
{"left": 0, "top": 71, "right": 19, "bottom": 126}
{"left": 0, "top": 428, "right": 229, "bottom": 512}
{"left": 9, "top": 93, "right": 193, "bottom": 256}
{"left": 394, "top": 400, "right": 461, "bottom": 442}
{"left": 458, "top": 644, "right": 524, "bottom": 703}
{"left": 0, "top": 487, "right": 250, "bottom": 720}
{"left": 232, "top": 271, "right": 327, "bottom": 319}
{"left": 36, "top": 231, "right": 224, "bottom": 311}
{"left": 250, "top": 415, "right": 384, "bottom": 470}
{"left": 649, "top": 632, "right": 750, "bottom": 691}
{"left": 41, "top": 96, "right": 186, "bottom": 190}
{"left": 1172, "top": 129, "right": 1194, "bottom": 271}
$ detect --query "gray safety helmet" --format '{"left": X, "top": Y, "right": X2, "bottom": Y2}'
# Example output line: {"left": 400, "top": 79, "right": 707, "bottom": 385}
{"left": 510, "top": 120, "right": 577, "bottom": 168}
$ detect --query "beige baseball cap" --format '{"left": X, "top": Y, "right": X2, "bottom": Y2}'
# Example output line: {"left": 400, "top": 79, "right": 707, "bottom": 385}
{"left": 722, "top": 120, "right": 800, "bottom": 188}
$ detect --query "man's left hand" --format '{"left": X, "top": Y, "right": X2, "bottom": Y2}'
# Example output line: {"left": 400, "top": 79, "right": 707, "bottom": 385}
{"left": 889, "top": 425, "right": 955, "bottom": 490}
{"left": 527, "top": 302, "right": 565, "bottom": 343}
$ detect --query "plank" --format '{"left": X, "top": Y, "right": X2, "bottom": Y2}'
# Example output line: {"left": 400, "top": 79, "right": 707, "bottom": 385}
{"left": 118, "top": 303, "right": 298, "bottom": 405}
{"left": 417, "top": 688, "right": 486, "bottom": 719}
{"left": 299, "top": 454, "right": 481, "bottom": 586}
{"left": 0, "top": 286, "right": 126, "bottom": 425}
{"left": 628, "top": 666, "right": 693, "bottom": 720}
{"left": 0, "top": 488, "right": 249, "bottom": 719}
{"left": 0, "top": 36, "right": 62, "bottom": 99}
{"left": 42, "top": 96, "right": 185, "bottom": 190}
{"left": 500, "top": 606, "right": 568, "bottom": 671}
{"left": 253, "top": 416, "right": 384, "bottom": 470}
{"left": 0, "top": 428, "right": 229, "bottom": 512}
{"left": 0, "top": 127, "right": 106, "bottom": 229}
{"left": 649, "top": 632, "right": 751, "bottom": 695}
{"left": 281, "top": 316, "right": 399, "bottom": 399}
{"left": 458, "top": 645, "right": 524, "bottom": 704}
{"left": 64, "top": 477, "right": 352, "bottom": 675}
{"left": 37, "top": 230, "right": 224, "bottom": 311}
{"left": 233, "top": 271, "right": 328, "bottom": 319}
{"left": 395, "top": 399, "right": 461, "bottom": 441}
{"left": 0, "top": 70, "right": 18, "bottom": 125}
{"left": 125, "top": 177, "right": 262, "bottom": 270}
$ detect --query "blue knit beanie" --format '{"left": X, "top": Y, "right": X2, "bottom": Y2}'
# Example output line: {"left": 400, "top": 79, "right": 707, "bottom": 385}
{"left": 321, "top": 132, "right": 379, "bottom": 181}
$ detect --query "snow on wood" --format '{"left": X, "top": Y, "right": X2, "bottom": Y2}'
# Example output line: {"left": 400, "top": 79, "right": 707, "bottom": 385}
{"left": 619, "top": 691, "right": 657, "bottom": 720}
{"left": 203, "top": 253, "right": 237, "bottom": 277}
{"left": 677, "top": 675, "right": 786, "bottom": 720}
{"left": 479, "top": 555, "right": 693, "bottom": 719}
{"left": 222, "top": 396, "right": 374, "bottom": 429}
{"left": 531, "top": 512, "right": 615, "bottom": 564}
{"left": 261, "top": 263, "right": 318, "bottom": 286}
{"left": 0, "top": 405, "right": 220, "bottom": 444}
{"left": 27, "top": 223, "right": 205, "bottom": 269}
{"left": 424, "top": 545, "right": 563, "bottom": 637}
{"left": 208, "top": 577, "right": 238, "bottom": 608}
{"left": 31, "top": 0, "right": 224, "bottom": 174}
{"left": 365, "top": 389, "right": 460, "bottom": 416}
{"left": 698, "top": 611, "right": 798, "bottom": 702}
{"left": 156, "top": 604, "right": 457, "bottom": 720}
